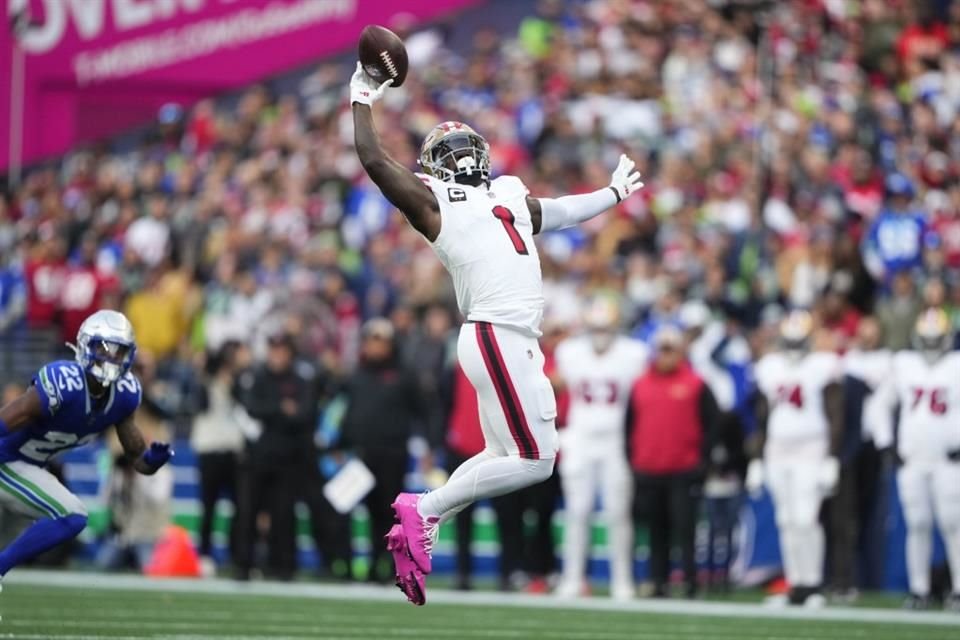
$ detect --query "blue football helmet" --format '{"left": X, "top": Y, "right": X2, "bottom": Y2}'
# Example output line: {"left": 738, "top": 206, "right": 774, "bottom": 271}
{"left": 74, "top": 310, "right": 137, "bottom": 386}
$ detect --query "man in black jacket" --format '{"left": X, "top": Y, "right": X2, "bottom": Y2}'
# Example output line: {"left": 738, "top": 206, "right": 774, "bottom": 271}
{"left": 234, "top": 332, "right": 321, "bottom": 581}
{"left": 339, "top": 318, "right": 426, "bottom": 583}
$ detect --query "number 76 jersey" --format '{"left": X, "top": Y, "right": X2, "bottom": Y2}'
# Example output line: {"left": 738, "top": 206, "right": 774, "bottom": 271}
{"left": 873, "top": 351, "right": 960, "bottom": 462}
{"left": 0, "top": 360, "right": 142, "bottom": 466}
{"left": 418, "top": 173, "right": 545, "bottom": 337}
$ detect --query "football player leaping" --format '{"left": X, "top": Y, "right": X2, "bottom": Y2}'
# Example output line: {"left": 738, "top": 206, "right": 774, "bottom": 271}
{"left": 869, "top": 310, "right": 960, "bottom": 611}
{"left": 0, "top": 310, "right": 173, "bottom": 586}
{"left": 350, "top": 66, "right": 643, "bottom": 605}
{"left": 553, "top": 297, "right": 648, "bottom": 601}
{"left": 747, "top": 310, "right": 843, "bottom": 608}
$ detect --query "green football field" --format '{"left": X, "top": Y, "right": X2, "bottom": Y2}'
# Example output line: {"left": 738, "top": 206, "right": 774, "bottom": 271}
{"left": 2, "top": 571, "right": 958, "bottom": 640}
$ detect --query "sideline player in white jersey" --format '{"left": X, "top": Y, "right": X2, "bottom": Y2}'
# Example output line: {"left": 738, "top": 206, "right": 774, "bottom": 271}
{"left": 747, "top": 310, "right": 843, "bottom": 608}
{"left": 350, "top": 66, "right": 644, "bottom": 605}
{"left": 869, "top": 310, "right": 960, "bottom": 611}
{"left": 553, "top": 297, "right": 648, "bottom": 601}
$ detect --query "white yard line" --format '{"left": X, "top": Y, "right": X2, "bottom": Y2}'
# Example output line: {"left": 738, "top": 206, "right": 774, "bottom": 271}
{"left": 7, "top": 569, "right": 959, "bottom": 628}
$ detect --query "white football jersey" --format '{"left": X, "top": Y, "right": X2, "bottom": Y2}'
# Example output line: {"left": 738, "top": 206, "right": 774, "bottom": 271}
{"left": 755, "top": 351, "right": 842, "bottom": 457}
{"left": 555, "top": 335, "right": 649, "bottom": 436}
{"left": 882, "top": 351, "right": 960, "bottom": 462}
{"left": 420, "top": 173, "right": 544, "bottom": 337}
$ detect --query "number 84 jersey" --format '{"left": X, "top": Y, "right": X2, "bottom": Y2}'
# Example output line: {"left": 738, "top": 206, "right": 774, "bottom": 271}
{"left": 419, "top": 173, "right": 545, "bottom": 337}
{"left": 754, "top": 351, "right": 842, "bottom": 457}
{"left": 0, "top": 360, "right": 142, "bottom": 466}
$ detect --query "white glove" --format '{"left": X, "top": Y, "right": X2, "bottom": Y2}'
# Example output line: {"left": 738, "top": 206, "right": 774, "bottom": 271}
{"left": 745, "top": 459, "right": 765, "bottom": 497}
{"left": 350, "top": 62, "right": 393, "bottom": 107}
{"left": 818, "top": 456, "right": 840, "bottom": 496}
{"left": 608, "top": 154, "right": 644, "bottom": 202}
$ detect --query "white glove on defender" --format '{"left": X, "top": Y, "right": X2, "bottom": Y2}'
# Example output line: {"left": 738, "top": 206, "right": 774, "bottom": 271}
{"left": 818, "top": 456, "right": 840, "bottom": 496}
{"left": 350, "top": 62, "right": 393, "bottom": 107}
{"left": 609, "top": 154, "right": 644, "bottom": 202}
{"left": 745, "top": 459, "right": 765, "bottom": 497}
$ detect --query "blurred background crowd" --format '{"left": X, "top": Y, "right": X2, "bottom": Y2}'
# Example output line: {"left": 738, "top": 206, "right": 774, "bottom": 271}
{"left": 1, "top": 0, "right": 959, "bottom": 599}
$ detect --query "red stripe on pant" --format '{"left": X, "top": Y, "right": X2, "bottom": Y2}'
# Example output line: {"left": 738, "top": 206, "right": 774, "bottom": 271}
{"left": 474, "top": 322, "right": 539, "bottom": 459}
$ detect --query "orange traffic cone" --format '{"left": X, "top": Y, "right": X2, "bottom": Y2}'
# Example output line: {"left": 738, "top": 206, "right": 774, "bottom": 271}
{"left": 144, "top": 525, "right": 202, "bottom": 578}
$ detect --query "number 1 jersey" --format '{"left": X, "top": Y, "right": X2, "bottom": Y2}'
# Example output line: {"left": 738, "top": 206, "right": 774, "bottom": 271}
{"left": 419, "top": 173, "right": 545, "bottom": 337}
{"left": 0, "top": 360, "right": 142, "bottom": 465}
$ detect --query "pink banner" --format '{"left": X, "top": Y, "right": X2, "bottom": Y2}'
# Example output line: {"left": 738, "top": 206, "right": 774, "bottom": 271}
{"left": 1, "top": 0, "right": 479, "bottom": 173}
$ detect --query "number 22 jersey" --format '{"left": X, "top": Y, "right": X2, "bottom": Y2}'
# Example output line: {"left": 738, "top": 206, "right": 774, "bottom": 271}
{"left": 0, "top": 360, "right": 142, "bottom": 466}
{"left": 418, "top": 173, "right": 545, "bottom": 337}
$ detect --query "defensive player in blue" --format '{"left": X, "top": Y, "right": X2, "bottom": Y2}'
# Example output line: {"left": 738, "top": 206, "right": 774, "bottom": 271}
{"left": 0, "top": 309, "right": 173, "bottom": 585}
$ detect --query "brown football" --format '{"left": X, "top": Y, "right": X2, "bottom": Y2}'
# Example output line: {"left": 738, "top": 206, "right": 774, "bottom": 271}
{"left": 358, "top": 24, "right": 409, "bottom": 88}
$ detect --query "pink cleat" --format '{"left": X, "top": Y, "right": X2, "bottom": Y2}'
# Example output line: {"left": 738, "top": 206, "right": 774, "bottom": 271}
{"left": 391, "top": 493, "right": 440, "bottom": 575}
{"left": 385, "top": 524, "right": 426, "bottom": 606}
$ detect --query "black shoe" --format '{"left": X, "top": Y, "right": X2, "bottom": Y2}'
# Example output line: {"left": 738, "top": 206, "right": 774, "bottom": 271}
{"left": 788, "top": 587, "right": 808, "bottom": 606}
{"left": 903, "top": 593, "right": 932, "bottom": 610}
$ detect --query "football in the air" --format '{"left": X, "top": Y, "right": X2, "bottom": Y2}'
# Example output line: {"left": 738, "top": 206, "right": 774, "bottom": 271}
{"left": 358, "top": 24, "right": 409, "bottom": 88}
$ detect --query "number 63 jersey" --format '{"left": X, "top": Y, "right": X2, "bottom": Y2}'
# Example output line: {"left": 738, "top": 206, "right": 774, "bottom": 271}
{"left": 418, "top": 173, "right": 545, "bottom": 337}
{"left": 0, "top": 360, "right": 142, "bottom": 466}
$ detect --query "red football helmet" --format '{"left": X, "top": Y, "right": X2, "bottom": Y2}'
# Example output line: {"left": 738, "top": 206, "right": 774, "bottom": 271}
{"left": 419, "top": 121, "right": 490, "bottom": 184}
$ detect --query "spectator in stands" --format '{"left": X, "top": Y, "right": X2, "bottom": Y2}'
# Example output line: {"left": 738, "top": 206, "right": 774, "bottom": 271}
{"left": 23, "top": 235, "right": 66, "bottom": 332}
{"left": 60, "top": 233, "right": 118, "bottom": 345}
{"left": 876, "top": 270, "right": 923, "bottom": 350}
{"left": 0, "top": 251, "right": 24, "bottom": 337}
{"left": 0, "top": 250, "right": 26, "bottom": 375}
{"left": 339, "top": 318, "right": 425, "bottom": 583}
{"left": 862, "top": 174, "right": 929, "bottom": 286}
{"left": 818, "top": 276, "right": 863, "bottom": 353}
{"left": 189, "top": 341, "right": 246, "bottom": 575}
{"left": 628, "top": 326, "right": 719, "bottom": 598}
{"left": 234, "top": 332, "right": 321, "bottom": 581}
{"left": 124, "top": 265, "right": 195, "bottom": 361}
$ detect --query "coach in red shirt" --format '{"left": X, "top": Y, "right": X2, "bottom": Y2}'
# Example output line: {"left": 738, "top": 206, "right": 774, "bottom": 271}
{"left": 627, "top": 325, "right": 719, "bottom": 598}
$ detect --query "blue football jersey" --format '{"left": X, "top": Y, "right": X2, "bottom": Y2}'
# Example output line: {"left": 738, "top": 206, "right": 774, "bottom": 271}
{"left": 0, "top": 360, "right": 142, "bottom": 466}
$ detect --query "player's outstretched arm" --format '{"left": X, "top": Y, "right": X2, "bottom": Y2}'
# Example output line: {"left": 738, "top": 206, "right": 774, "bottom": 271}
{"left": 0, "top": 387, "right": 44, "bottom": 434}
{"left": 529, "top": 154, "right": 643, "bottom": 234}
{"left": 350, "top": 64, "right": 441, "bottom": 241}
{"left": 116, "top": 416, "right": 173, "bottom": 475}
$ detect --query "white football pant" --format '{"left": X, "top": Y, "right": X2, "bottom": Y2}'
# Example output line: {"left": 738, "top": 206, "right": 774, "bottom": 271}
{"left": 897, "top": 461, "right": 960, "bottom": 596}
{"left": 419, "top": 322, "right": 559, "bottom": 520}
{"left": 559, "top": 430, "right": 633, "bottom": 597}
{"left": 765, "top": 457, "right": 828, "bottom": 589}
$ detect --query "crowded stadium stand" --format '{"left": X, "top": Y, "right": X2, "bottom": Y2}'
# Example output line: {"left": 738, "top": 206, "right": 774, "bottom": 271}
{"left": 2, "top": 0, "right": 960, "bottom": 611}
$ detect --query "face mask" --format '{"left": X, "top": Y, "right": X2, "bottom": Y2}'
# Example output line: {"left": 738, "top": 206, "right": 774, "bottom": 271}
{"left": 590, "top": 330, "right": 615, "bottom": 352}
